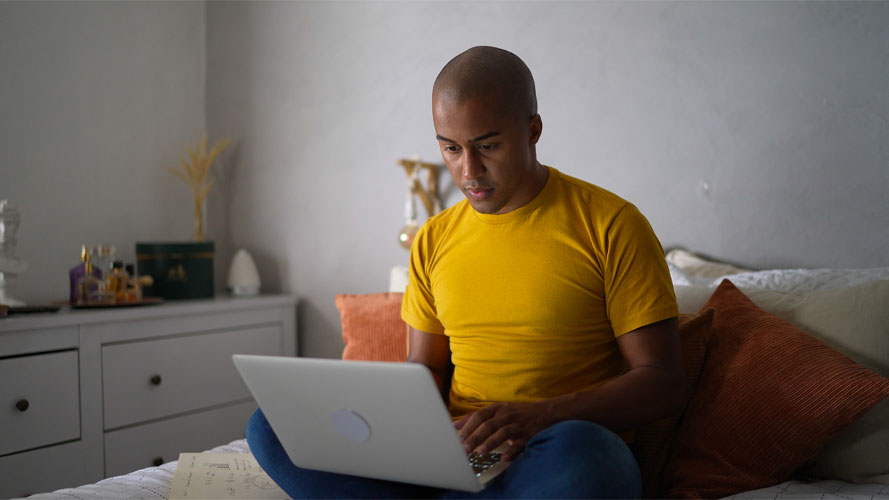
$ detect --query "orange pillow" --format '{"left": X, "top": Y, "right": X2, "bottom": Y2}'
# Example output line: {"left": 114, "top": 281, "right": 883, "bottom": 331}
{"left": 634, "top": 310, "right": 715, "bottom": 499}
{"left": 662, "top": 280, "right": 889, "bottom": 499}
{"left": 335, "top": 293, "right": 409, "bottom": 362}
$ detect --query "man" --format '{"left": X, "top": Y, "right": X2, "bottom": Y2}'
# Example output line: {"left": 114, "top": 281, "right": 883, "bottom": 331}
{"left": 248, "top": 46, "right": 683, "bottom": 498}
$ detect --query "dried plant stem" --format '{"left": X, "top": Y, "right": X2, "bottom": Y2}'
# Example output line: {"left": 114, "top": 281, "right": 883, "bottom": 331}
{"left": 167, "top": 134, "right": 233, "bottom": 242}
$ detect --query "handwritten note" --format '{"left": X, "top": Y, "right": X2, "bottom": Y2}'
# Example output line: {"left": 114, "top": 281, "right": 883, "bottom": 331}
{"left": 169, "top": 453, "right": 289, "bottom": 499}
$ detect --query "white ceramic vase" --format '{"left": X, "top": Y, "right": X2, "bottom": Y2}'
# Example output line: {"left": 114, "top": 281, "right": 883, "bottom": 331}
{"left": 227, "top": 248, "right": 261, "bottom": 296}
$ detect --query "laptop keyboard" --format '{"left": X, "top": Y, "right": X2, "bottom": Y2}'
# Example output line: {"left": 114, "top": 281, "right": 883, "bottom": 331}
{"left": 468, "top": 452, "right": 502, "bottom": 476}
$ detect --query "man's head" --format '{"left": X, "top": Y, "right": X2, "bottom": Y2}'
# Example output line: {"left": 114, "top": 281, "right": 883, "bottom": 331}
{"left": 432, "top": 46, "right": 547, "bottom": 215}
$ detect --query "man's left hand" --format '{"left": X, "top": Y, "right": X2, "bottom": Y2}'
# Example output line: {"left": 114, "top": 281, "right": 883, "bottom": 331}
{"left": 454, "top": 401, "right": 552, "bottom": 462}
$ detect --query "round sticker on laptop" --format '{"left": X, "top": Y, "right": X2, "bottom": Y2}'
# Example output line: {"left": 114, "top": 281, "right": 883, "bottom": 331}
{"left": 331, "top": 409, "right": 372, "bottom": 442}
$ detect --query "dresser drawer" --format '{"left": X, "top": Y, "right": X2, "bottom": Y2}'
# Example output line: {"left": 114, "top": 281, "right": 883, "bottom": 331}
{"left": 104, "top": 400, "right": 257, "bottom": 477}
{"left": 0, "top": 350, "right": 80, "bottom": 456}
{"left": 103, "top": 325, "right": 282, "bottom": 429}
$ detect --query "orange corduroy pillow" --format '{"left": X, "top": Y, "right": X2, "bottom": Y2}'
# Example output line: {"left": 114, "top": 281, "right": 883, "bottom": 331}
{"left": 634, "top": 309, "right": 715, "bottom": 498}
{"left": 335, "top": 292, "right": 409, "bottom": 362}
{"left": 662, "top": 280, "right": 889, "bottom": 499}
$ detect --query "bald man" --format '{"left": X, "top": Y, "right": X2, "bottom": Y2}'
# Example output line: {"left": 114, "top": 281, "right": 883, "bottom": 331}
{"left": 248, "top": 46, "right": 683, "bottom": 498}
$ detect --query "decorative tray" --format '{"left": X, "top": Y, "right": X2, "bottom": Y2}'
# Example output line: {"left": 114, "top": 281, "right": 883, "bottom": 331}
{"left": 70, "top": 297, "right": 164, "bottom": 309}
{"left": 7, "top": 305, "right": 63, "bottom": 314}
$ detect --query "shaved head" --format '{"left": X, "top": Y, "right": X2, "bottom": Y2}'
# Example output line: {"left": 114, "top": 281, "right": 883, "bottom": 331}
{"left": 433, "top": 46, "right": 537, "bottom": 122}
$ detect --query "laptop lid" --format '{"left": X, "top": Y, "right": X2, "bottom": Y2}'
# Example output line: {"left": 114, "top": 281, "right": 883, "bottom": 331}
{"left": 232, "top": 355, "right": 499, "bottom": 492}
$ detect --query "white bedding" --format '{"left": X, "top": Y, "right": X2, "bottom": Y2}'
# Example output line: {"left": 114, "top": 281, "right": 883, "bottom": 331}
{"left": 669, "top": 261, "right": 889, "bottom": 292}
{"left": 26, "top": 440, "right": 252, "bottom": 500}
{"left": 26, "top": 438, "right": 889, "bottom": 500}
{"left": 725, "top": 480, "right": 889, "bottom": 499}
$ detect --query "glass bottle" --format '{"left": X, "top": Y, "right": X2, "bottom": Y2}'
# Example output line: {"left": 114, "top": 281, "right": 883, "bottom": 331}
{"left": 90, "top": 243, "right": 116, "bottom": 281}
{"left": 108, "top": 260, "right": 128, "bottom": 303}
{"left": 76, "top": 250, "right": 102, "bottom": 305}
{"left": 69, "top": 245, "right": 89, "bottom": 304}
{"left": 124, "top": 263, "right": 142, "bottom": 302}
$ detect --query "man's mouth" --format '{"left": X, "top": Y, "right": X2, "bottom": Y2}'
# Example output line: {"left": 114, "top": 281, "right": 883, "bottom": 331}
{"left": 466, "top": 187, "right": 493, "bottom": 200}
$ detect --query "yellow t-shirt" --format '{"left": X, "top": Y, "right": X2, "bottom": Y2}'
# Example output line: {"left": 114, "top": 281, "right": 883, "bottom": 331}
{"left": 401, "top": 166, "right": 678, "bottom": 418}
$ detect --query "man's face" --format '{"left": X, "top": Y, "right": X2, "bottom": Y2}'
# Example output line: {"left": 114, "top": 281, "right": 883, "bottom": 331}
{"left": 433, "top": 95, "right": 542, "bottom": 215}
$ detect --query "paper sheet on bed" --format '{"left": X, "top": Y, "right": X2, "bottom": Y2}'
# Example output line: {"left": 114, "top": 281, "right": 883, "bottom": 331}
{"left": 169, "top": 452, "right": 289, "bottom": 499}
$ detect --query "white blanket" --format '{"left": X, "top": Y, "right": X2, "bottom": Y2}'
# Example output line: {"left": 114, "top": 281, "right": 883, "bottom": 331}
{"left": 26, "top": 440, "right": 251, "bottom": 500}
{"left": 27, "top": 437, "right": 889, "bottom": 500}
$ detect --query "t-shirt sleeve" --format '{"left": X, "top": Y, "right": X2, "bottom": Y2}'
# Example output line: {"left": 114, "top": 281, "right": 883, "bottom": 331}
{"left": 401, "top": 223, "right": 446, "bottom": 335}
{"left": 603, "top": 203, "right": 678, "bottom": 336}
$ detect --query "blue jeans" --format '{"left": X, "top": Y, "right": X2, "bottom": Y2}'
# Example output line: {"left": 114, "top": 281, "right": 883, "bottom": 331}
{"left": 246, "top": 409, "right": 641, "bottom": 499}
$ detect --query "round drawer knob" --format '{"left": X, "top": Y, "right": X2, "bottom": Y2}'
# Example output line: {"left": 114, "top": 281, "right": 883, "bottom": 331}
{"left": 15, "top": 399, "right": 30, "bottom": 412}
{"left": 153, "top": 457, "right": 164, "bottom": 467}
{"left": 150, "top": 374, "right": 162, "bottom": 386}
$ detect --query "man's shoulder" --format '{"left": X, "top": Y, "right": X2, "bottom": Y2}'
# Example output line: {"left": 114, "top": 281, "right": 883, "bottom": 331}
{"left": 413, "top": 198, "right": 471, "bottom": 247}
{"left": 549, "top": 167, "right": 632, "bottom": 215}
{"left": 424, "top": 198, "right": 471, "bottom": 228}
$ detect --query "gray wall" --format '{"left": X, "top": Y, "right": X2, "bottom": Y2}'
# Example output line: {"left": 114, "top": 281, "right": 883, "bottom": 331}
{"left": 207, "top": 1, "right": 889, "bottom": 359}
{"left": 0, "top": 1, "right": 227, "bottom": 305}
{"left": 4, "top": 2, "right": 887, "bottom": 360}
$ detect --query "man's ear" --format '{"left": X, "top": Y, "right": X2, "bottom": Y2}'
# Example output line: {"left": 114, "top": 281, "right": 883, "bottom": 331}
{"left": 528, "top": 114, "right": 542, "bottom": 145}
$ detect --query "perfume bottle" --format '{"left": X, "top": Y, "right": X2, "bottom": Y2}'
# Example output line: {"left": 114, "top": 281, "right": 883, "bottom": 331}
{"left": 90, "top": 243, "right": 116, "bottom": 280}
{"left": 76, "top": 250, "right": 103, "bottom": 305}
{"left": 124, "top": 263, "right": 142, "bottom": 302}
{"left": 108, "top": 260, "right": 128, "bottom": 303}
{"left": 70, "top": 245, "right": 101, "bottom": 304}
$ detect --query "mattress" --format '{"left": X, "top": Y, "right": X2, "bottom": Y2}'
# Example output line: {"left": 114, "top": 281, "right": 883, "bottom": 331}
{"left": 26, "top": 439, "right": 252, "bottom": 500}
{"left": 28, "top": 437, "right": 889, "bottom": 500}
{"left": 725, "top": 480, "right": 889, "bottom": 499}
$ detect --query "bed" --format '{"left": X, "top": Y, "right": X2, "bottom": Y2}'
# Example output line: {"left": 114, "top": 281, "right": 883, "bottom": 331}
{"left": 26, "top": 250, "right": 889, "bottom": 500}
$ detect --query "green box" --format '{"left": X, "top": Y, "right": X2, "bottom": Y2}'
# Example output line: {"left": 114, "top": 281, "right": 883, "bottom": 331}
{"left": 136, "top": 242, "right": 214, "bottom": 300}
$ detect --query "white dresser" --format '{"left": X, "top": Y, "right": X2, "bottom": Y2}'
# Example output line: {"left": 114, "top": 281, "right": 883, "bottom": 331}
{"left": 0, "top": 295, "right": 297, "bottom": 498}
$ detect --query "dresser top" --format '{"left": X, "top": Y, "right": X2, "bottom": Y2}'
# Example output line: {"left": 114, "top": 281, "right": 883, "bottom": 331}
{"left": 0, "top": 294, "right": 297, "bottom": 333}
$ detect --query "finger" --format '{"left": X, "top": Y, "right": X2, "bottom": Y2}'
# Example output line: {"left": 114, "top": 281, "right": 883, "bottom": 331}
{"left": 500, "top": 437, "right": 527, "bottom": 462}
{"left": 453, "top": 415, "right": 467, "bottom": 431}
{"left": 474, "top": 426, "right": 514, "bottom": 455}
{"left": 462, "top": 417, "right": 503, "bottom": 454}
{"left": 456, "top": 405, "right": 498, "bottom": 442}
{"left": 454, "top": 413, "right": 487, "bottom": 451}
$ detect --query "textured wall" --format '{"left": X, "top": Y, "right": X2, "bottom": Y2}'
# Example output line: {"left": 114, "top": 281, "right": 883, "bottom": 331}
{"left": 0, "top": 1, "right": 217, "bottom": 305}
{"left": 220, "top": 2, "right": 884, "bottom": 357}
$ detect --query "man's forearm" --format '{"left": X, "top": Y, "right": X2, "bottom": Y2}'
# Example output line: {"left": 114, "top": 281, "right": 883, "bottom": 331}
{"left": 539, "top": 364, "right": 686, "bottom": 432}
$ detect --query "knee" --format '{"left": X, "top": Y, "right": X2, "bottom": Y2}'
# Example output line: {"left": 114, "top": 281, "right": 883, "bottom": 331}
{"left": 246, "top": 409, "right": 277, "bottom": 460}
{"left": 527, "top": 420, "right": 641, "bottom": 498}
{"left": 533, "top": 420, "right": 627, "bottom": 453}
{"left": 246, "top": 408, "right": 267, "bottom": 442}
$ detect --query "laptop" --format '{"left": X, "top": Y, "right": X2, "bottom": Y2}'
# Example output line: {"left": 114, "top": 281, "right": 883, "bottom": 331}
{"left": 232, "top": 354, "right": 510, "bottom": 492}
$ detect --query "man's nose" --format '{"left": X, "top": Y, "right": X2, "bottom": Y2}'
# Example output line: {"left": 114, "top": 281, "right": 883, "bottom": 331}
{"left": 462, "top": 149, "right": 485, "bottom": 179}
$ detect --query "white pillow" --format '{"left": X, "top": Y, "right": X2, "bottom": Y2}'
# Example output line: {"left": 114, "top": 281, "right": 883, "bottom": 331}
{"left": 673, "top": 284, "right": 716, "bottom": 315}
{"left": 672, "top": 266, "right": 889, "bottom": 315}
{"left": 718, "top": 267, "right": 889, "bottom": 294}
{"left": 745, "top": 280, "right": 889, "bottom": 376}
{"left": 665, "top": 248, "right": 751, "bottom": 281}
{"left": 807, "top": 398, "right": 889, "bottom": 484}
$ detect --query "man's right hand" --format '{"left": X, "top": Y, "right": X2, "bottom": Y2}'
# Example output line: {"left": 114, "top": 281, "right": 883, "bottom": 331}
{"left": 454, "top": 400, "right": 553, "bottom": 462}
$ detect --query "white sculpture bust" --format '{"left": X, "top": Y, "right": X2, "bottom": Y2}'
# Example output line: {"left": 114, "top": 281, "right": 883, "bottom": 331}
{"left": 0, "top": 200, "right": 28, "bottom": 306}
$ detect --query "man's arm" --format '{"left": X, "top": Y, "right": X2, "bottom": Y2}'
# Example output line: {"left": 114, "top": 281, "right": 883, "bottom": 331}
{"left": 455, "top": 317, "right": 684, "bottom": 461}
{"left": 407, "top": 326, "right": 453, "bottom": 401}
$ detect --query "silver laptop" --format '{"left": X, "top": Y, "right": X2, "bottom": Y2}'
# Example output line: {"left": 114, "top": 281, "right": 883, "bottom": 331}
{"left": 232, "top": 354, "right": 509, "bottom": 492}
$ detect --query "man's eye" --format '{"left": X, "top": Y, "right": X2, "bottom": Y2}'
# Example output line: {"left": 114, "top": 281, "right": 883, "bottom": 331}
{"left": 477, "top": 143, "right": 497, "bottom": 151}
{"left": 443, "top": 145, "right": 461, "bottom": 153}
